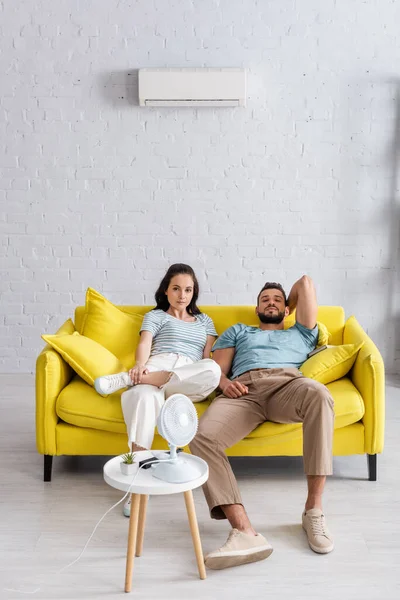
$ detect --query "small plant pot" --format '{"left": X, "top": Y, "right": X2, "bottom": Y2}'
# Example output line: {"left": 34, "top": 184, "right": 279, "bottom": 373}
{"left": 120, "top": 461, "right": 138, "bottom": 476}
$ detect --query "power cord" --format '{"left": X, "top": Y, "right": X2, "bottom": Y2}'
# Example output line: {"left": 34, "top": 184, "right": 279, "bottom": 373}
{"left": 4, "top": 455, "right": 174, "bottom": 596}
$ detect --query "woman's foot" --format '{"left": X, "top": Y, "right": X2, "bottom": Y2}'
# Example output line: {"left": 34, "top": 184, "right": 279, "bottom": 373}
{"left": 123, "top": 496, "right": 131, "bottom": 517}
{"left": 94, "top": 370, "right": 173, "bottom": 396}
{"left": 94, "top": 372, "right": 132, "bottom": 396}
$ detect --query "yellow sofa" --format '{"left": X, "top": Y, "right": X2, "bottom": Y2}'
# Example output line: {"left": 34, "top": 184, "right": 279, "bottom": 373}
{"left": 36, "top": 305, "right": 385, "bottom": 482}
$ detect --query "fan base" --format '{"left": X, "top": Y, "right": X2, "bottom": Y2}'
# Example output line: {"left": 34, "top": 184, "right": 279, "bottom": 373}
{"left": 152, "top": 457, "right": 203, "bottom": 484}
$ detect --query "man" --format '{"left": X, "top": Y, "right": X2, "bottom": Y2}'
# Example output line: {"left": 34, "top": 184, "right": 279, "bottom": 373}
{"left": 189, "top": 276, "right": 335, "bottom": 570}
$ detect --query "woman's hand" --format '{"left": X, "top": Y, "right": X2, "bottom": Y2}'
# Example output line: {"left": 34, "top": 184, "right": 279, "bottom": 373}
{"left": 129, "top": 364, "right": 149, "bottom": 385}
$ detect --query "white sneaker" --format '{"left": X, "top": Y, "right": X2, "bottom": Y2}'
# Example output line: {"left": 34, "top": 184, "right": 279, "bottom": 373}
{"left": 123, "top": 496, "right": 131, "bottom": 518}
{"left": 94, "top": 372, "right": 132, "bottom": 396}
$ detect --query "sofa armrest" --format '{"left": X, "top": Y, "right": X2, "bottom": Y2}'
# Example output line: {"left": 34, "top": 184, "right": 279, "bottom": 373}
{"left": 343, "top": 316, "right": 385, "bottom": 454}
{"left": 35, "top": 320, "right": 74, "bottom": 455}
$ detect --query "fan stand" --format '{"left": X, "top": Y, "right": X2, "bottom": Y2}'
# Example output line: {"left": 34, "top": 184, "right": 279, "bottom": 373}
{"left": 152, "top": 444, "right": 202, "bottom": 484}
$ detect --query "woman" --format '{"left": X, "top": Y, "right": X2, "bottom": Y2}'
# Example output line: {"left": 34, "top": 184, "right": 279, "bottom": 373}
{"left": 95, "top": 263, "right": 221, "bottom": 451}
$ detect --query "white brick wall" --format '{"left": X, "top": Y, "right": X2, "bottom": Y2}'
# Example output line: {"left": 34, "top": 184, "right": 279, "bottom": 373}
{"left": 1, "top": 0, "right": 400, "bottom": 372}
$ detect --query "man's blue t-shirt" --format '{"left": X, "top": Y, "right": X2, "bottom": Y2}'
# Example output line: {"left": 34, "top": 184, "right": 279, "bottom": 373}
{"left": 212, "top": 322, "right": 318, "bottom": 378}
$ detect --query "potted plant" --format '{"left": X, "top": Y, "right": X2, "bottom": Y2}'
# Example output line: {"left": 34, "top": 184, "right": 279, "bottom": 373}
{"left": 120, "top": 452, "right": 137, "bottom": 476}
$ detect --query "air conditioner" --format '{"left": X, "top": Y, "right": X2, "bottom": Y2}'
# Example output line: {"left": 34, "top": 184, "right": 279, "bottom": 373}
{"left": 138, "top": 68, "right": 246, "bottom": 107}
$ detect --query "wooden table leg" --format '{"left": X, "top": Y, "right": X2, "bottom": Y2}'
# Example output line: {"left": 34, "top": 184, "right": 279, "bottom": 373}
{"left": 135, "top": 494, "right": 148, "bottom": 557}
{"left": 125, "top": 494, "right": 141, "bottom": 593}
{"left": 183, "top": 490, "right": 206, "bottom": 580}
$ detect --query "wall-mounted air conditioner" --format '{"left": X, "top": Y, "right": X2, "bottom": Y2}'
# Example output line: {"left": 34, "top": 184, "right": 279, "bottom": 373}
{"left": 138, "top": 67, "right": 246, "bottom": 107}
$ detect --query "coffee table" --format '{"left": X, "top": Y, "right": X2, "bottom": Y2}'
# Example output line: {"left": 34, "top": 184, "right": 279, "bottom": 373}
{"left": 103, "top": 451, "right": 209, "bottom": 593}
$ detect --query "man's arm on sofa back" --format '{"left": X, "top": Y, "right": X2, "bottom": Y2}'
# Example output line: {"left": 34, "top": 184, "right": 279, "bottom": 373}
{"left": 343, "top": 315, "right": 385, "bottom": 455}
{"left": 287, "top": 275, "right": 318, "bottom": 330}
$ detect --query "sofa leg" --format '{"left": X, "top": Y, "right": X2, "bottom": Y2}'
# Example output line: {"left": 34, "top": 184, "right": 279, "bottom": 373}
{"left": 367, "top": 454, "right": 377, "bottom": 481}
{"left": 44, "top": 455, "right": 53, "bottom": 482}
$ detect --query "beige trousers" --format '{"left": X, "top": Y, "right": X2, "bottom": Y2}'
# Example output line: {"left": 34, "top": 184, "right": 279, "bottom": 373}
{"left": 121, "top": 353, "right": 221, "bottom": 450}
{"left": 189, "top": 368, "right": 335, "bottom": 520}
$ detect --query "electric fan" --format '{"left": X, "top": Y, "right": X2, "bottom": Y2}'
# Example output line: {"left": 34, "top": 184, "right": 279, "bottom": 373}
{"left": 152, "top": 394, "right": 202, "bottom": 484}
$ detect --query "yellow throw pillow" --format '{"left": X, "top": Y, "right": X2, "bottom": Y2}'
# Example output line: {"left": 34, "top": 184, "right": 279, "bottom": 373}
{"left": 284, "top": 318, "right": 330, "bottom": 347}
{"left": 81, "top": 288, "right": 143, "bottom": 369}
{"left": 41, "top": 331, "right": 125, "bottom": 386}
{"left": 300, "top": 342, "right": 364, "bottom": 385}
{"left": 317, "top": 321, "right": 330, "bottom": 346}
{"left": 56, "top": 318, "right": 75, "bottom": 335}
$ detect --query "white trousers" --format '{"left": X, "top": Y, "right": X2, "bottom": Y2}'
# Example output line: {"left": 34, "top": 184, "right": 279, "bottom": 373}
{"left": 121, "top": 353, "right": 221, "bottom": 450}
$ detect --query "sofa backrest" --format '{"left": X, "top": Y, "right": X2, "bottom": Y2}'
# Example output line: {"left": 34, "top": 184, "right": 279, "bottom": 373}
{"left": 74, "top": 305, "right": 345, "bottom": 345}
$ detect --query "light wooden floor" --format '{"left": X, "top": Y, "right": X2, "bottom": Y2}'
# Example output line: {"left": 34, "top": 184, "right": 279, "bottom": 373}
{"left": 1, "top": 374, "right": 399, "bottom": 599}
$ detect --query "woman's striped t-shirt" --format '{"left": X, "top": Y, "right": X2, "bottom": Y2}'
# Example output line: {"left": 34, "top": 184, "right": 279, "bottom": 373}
{"left": 140, "top": 309, "right": 218, "bottom": 362}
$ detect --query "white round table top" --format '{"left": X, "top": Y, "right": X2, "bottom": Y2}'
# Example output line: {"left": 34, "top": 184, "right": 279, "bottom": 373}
{"left": 103, "top": 450, "right": 209, "bottom": 495}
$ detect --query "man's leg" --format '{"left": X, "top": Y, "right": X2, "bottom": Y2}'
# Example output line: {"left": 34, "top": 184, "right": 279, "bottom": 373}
{"left": 189, "top": 380, "right": 273, "bottom": 568}
{"left": 306, "top": 475, "right": 326, "bottom": 511}
{"left": 220, "top": 504, "right": 255, "bottom": 536}
{"left": 189, "top": 383, "right": 263, "bottom": 522}
{"left": 263, "top": 370, "right": 335, "bottom": 553}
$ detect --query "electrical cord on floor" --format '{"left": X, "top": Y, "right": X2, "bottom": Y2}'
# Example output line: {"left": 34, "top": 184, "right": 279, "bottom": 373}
{"left": 4, "top": 456, "right": 175, "bottom": 596}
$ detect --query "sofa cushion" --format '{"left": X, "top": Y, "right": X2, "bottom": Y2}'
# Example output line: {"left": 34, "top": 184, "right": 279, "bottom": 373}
{"left": 58, "top": 318, "right": 76, "bottom": 335}
{"left": 247, "top": 377, "right": 364, "bottom": 438}
{"left": 316, "top": 321, "right": 330, "bottom": 346}
{"left": 327, "top": 378, "right": 365, "bottom": 428}
{"left": 81, "top": 288, "right": 143, "bottom": 369}
{"left": 56, "top": 377, "right": 216, "bottom": 435}
{"left": 57, "top": 375, "right": 365, "bottom": 439}
{"left": 301, "top": 342, "right": 364, "bottom": 385}
{"left": 57, "top": 376, "right": 127, "bottom": 434}
{"left": 42, "top": 331, "right": 125, "bottom": 387}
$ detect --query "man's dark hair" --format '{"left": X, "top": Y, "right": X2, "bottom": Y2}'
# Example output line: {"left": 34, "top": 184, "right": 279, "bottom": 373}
{"left": 154, "top": 263, "right": 200, "bottom": 315}
{"left": 257, "top": 282, "right": 288, "bottom": 306}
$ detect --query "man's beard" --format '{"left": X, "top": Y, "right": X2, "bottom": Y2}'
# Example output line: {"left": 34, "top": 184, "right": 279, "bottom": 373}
{"left": 258, "top": 310, "right": 285, "bottom": 324}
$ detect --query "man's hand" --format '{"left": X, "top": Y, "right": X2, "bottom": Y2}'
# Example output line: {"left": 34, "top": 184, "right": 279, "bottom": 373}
{"left": 221, "top": 380, "right": 249, "bottom": 399}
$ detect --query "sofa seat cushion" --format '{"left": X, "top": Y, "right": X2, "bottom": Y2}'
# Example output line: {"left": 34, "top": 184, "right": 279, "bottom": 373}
{"left": 326, "top": 377, "right": 365, "bottom": 427}
{"left": 57, "top": 376, "right": 127, "bottom": 434}
{"left": 244, "top": 377, "right": 364, "bottom": 439}
{"left": 57, "top": 376, "right": 217, "bottom": 435}
{"left": 57, "top": 375, "right": 365, "bottom": 440}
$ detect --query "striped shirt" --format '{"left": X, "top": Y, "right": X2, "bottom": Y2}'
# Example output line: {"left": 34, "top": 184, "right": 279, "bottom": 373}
{"left": 140, "top": 309, "right": 218, "bottom": 362}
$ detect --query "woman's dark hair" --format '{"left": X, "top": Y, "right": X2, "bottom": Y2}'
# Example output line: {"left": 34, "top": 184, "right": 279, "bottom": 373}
{"left": 154, "top": 263, "right": 201, "bottom": 315}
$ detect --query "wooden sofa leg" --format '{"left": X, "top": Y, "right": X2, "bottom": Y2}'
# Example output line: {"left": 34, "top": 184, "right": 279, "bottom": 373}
{"left": 367, "top": 454, "right": 377, "bottom": 481}
{"left": 44, "top": 455, "right": 53, "bottom": 482}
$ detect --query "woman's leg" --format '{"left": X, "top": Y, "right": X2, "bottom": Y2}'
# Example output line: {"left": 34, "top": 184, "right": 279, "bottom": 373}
{"left": 131, "top": 353, "right": 184, "bottom": 388}
{"left": 121, "top": 354, "right": 181, "bottom": 448}
{"left": 136, "top": 370, "right": 173, "bottom": 388}
{"left": 121, "top": 384, "right": 165, "bottom": 450}
{"left": 163, "top": 359, "right": 221, "bottom": 402}
{"left": 132, "top": 353, "right": 219, "bottom": 391}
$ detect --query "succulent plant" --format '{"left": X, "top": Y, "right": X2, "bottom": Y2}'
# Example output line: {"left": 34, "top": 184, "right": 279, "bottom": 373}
{"left": 121, "top": 452, "right": 136, "bottom": 464}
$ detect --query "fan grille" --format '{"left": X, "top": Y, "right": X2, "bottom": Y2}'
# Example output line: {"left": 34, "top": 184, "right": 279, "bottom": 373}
{"left": 158, "top": 394, "right": 198, "bottom": 446}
